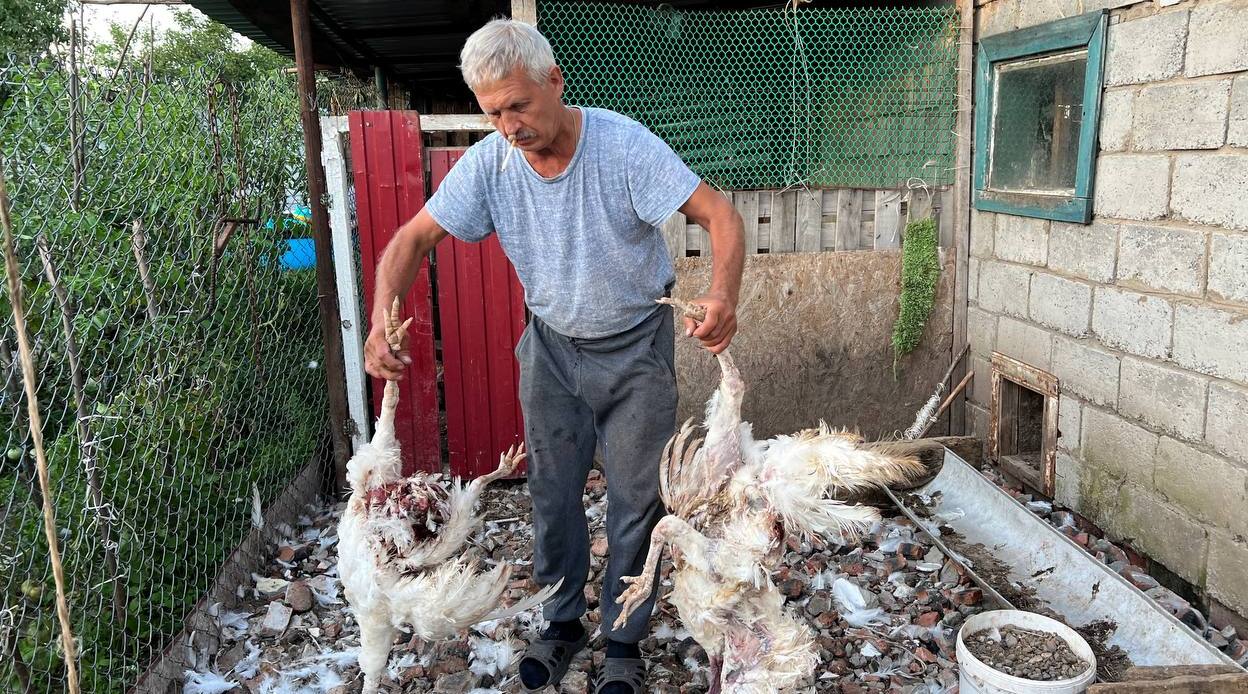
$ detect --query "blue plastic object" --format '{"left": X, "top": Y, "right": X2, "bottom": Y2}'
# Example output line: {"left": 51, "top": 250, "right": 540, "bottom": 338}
{"left": 279, "top": 237, "right": 316, "bottom": 270}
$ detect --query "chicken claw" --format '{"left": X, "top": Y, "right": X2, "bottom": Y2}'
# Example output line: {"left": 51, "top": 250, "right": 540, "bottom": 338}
{"left": 385, "top": 297, "right": 415, "bottom": 353}
{"left": 656, "top": 296, "right": 707, "bottom": 323}
{"left": 477, "top": 442, "right": 527, "bottom": 486}
{"left": 613, "top": 570, "right": 656, "bottom": 630}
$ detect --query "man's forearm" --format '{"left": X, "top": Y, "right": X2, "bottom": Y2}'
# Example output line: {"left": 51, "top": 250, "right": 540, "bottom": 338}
{"left": 371, "top": 227, "right": 434, "bottom": 327}
{"left": 706, "top": 212, "right": 745, "bottom": 304}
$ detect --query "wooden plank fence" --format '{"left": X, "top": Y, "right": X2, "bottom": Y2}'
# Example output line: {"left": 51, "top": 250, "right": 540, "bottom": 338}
{"left": 664, "top": 187, "right": 951, "bottom": 256}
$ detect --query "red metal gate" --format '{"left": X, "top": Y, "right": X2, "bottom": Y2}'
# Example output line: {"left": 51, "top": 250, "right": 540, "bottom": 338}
{"left": 430, "top": 149, "right": 528, "bottom": 478}
{"left": 350, "top": 111, "right": 527, "bottom": 478}
{"left": 349, "top": 111, "right": 440, "bottom": 474}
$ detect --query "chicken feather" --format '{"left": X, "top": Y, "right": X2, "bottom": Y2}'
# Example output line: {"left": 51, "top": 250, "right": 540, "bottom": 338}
{"left": 614, "top": 297, "right": 926, "bottom": 693}
{"left": 338, "top": 298, "right": 558, "bottom": 694}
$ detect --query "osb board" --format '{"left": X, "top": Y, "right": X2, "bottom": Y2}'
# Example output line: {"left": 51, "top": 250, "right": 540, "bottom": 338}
{"left": 672, "top": 250, "right": 955, "bottom": 440}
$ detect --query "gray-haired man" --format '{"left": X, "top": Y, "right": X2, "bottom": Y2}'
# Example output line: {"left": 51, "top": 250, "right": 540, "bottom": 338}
{"left": 363, "top": 18, "right": 745, "bottom": 693}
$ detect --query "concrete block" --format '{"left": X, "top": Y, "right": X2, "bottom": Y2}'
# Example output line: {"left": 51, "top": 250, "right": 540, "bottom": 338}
{"left": 1118, "top": 357, "right": 1208, "bottom": 441}
{"left": 1116, "top": 224, "right": 1206, "bottom": 297}
{"left": 1172, "top": 154, "right": 1248, "bottom": 232}
{"left": 1133, "top": 80, "right": 1230, "bottom": 150}
{"left": 996, "top": 316, "right": 1054, "bottom": 369}
{"left": 1173, "top": 303, "right": 1248, "bottom": 385}
{"left": 1092, "top": 287, "right": 1173, "bottom": 360}
{"left": 1054, "top": 450, "right": 1081, "bottom": 510}
{"left": 1154, "top": 437, "right": 1248, "bottom": 534}
{"left": 1029, "top": 272, "right": 1093, "bottom": 337}
{"left": 967, "top": 306, "right": 997, "bottom": 358}
{"left": 1207, "top": 381, "right": 1248, "bottom": 466}
{"left": 1230, "top": 76, "right": 1248, "bottom": 148}
{"left": 970, "top": 354, "right": 993, "bottom": 406}
{"left": 1058, "top": 393, "right": 1081, "bottom": 453}
{"left": 1053, "top": 335, "right": 1121, "bottom": 407}
{"left": 977, "top": 261, "right": 1032, "bottom": 319}
{"left": 995, "top": 214, "right": 1049, "bottom": 266}
{"left": 968, "top": 402, "right": 990, "bottom": 441}
{"left": 977, "top": 0, "right": 1018, "bottom": 38}
{"left": 1099, "top": 88, "right": 1134, "bottom": 152}
{"left": 1208, "top": 232, "right": 1248, "bottom": 306}
{"left": 1105, "top": 10, "right": 1189, "bottom": 86}
{"left": 1083, "top": 0, "right": 1148, "bottom": 10}
{"left": 1082, "top": 407, "right": 1159, "bottom": 485}
{"left": 1186, "top": 0, "right": 1248, "bottom": 77}
{"left": 1113, "top": 487, "right": 1208, "bottom": 585}
{"left": 1074, "top": 463, "right": 1130, "bottom": 535}
{"left": 1018, "top": 0, "right": 1081, "bottom": 29}
{"left": 1049, "top": 221, "right": 1117, "bottom": 283}
{"left": 971, "top": 210, "right": 996, "bottom": 259}
{"left": 1208, "top": 532, "right": 1248, "bottom": 617}
{"left": 1094, "top": 154, "right": 1171, "bottom": 221}
{"left": 969, "top": 257, "right": 981, "bottom": 303}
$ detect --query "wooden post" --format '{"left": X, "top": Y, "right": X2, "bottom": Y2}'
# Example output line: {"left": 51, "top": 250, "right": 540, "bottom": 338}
{"left": 512, "top": 0, "right": 537, "bottom": 24}
{"left": 373, "top": 66, "right": 388, "bottom": 108}
{"left": 950, "top": 0, "right": 975, "bottom": 435}
{"left": 291, "top": 0, "right": 352, "bottom": 489}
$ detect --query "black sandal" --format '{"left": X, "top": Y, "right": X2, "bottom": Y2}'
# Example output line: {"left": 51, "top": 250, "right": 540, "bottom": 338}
{"left": 518, "top": 631, "right": 590, "bottom": 692}
{"left": 591, "top": 657, "right": 647, "bottom": 693}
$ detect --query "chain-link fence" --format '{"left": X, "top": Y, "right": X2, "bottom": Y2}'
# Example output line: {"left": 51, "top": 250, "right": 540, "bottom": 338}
{"left": 0, "top": 54, "right": 332, "bottom": 692}
{"left": 540, "top": 1, "right": 960, "bottom": 191}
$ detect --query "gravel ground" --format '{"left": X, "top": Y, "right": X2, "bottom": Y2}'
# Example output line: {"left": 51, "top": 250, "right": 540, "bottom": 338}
{"left": 184, "top": 469, "right": 985, "bottom": 693}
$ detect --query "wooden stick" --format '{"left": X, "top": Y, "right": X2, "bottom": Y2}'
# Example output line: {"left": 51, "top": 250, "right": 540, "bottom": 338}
{"left": 918, "top": 370, "right": 974, "bottom": 439}
{"left": 0, "top": 151, "right": 82, "bottom": 694}
{"left": 131, "top": 220, "right": 159, "bottom": 320}
{"left": 291, "top": 0, "right": 354, "bottom": 489}
{"left": 105, "top": 5, "right": 150, "bottom": 85}
{"left": 36, "top": 238, "right": 127, "bottom": 621}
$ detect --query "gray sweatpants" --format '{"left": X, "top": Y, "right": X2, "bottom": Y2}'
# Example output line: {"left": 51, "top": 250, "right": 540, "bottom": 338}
{"left": 515, "top": 305, "right": 676, "bottom": 644}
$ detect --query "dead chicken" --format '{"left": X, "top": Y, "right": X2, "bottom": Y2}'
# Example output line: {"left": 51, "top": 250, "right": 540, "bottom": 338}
{"left": 613, "top": 297, "right": 926, "bottom": 693}
{"left": 338, "top": 298, "right": 557, "bottom": 694}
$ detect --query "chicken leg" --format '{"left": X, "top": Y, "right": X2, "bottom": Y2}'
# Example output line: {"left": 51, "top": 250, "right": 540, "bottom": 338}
{"left": 613, "top": 514, "right": 715, "bottom": 629}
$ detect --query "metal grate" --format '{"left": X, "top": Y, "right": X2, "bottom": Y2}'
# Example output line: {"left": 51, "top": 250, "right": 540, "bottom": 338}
{"left": 0, "top": 54, "right": 328, "bottom": 692}
{"left": 539, "top": 1, "right": 961, "bottom": 191}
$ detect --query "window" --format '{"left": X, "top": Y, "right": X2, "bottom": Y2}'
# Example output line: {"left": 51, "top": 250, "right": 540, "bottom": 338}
{"left": 974, "top": 11, "right": 1108, "bottom": 223}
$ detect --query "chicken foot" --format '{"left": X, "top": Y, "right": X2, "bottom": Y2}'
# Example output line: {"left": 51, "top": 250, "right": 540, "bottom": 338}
{"left": 613, "top": 514, "right": 716, "bottom": 629}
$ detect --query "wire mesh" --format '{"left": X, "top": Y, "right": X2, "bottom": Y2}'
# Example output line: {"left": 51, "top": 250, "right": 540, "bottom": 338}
{"left": 539, "top": 1, "right": 961, "bottom": 191}
{"left": 0, "top": 54, "right": 329, "bottom": 692}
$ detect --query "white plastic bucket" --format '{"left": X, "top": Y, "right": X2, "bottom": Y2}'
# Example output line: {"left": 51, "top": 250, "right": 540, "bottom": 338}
{"left": 957, "top": 610, "right": 1098, "bottom": 694}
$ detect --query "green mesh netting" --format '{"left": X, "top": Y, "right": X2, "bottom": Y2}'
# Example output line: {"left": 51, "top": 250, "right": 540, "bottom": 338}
{"left": 539, "top": 2, "right": 960, "bottom": 190}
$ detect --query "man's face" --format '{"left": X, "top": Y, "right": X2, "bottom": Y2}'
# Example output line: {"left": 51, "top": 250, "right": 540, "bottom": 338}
{"left": 473, "top": 66, "right": 566, "bottom": 152}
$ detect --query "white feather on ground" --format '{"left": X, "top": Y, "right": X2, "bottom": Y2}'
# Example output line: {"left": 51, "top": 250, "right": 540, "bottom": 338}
{"left": 183, "top": 670, "right": 237, "bottom": 694}
{"left": 832, "top": 577, "right": 888, "bottom": 627}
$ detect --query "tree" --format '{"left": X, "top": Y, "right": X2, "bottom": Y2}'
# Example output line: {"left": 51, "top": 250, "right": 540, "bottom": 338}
{"left": 93, "top": 8, "right": 290, "bottom": 81}
{"left": 0, "top": 0, "right": 68, "bottom": 61}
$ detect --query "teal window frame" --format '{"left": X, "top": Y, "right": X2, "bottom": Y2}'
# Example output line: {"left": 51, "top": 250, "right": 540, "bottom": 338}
{"left": 974, "top": 10, "right": 1108, "bottom": 224}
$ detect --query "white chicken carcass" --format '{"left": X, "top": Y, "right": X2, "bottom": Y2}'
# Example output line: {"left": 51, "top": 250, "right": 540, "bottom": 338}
{"left": 338, "top": 298, "right": 558, "bottom": 694}
{"left": 613, "top": 298, "right": 926, "bottom": 693}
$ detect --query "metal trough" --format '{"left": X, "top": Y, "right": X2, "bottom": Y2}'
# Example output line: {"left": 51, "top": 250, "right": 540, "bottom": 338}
{"left": 895, "top": 449, "right": 1239, "bottom": 668}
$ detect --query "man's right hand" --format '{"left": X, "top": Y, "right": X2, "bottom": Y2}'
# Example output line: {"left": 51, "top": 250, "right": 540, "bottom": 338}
{"left": 364, "top": 323, "right": 411, "bottom": 380}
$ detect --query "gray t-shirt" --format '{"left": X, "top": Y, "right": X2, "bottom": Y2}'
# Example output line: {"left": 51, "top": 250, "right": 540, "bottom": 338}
{"left": 425, "top": 107, "right": 701, "bottom": 339}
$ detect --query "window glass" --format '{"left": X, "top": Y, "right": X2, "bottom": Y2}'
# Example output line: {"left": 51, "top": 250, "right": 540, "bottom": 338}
{"left": 989, "top": 50, "right": 1087, "bottom": 195}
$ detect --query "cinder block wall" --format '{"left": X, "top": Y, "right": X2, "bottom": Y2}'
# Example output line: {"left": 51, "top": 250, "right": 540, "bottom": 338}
{"left": 970, "top": 0, "right": 1248, "bottom": 618}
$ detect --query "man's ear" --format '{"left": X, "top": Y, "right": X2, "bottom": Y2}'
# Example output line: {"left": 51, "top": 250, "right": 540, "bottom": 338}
{"left": 549, "top": 65, "right": 565, "bottom": 97}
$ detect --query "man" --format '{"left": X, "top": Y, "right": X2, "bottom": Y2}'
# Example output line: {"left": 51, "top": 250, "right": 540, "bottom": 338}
{"left": 363, "top": 18, "right": 744, "bottom": 693}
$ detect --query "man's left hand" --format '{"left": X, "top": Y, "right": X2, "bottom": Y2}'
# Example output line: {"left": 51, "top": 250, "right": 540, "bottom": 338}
{"left": 685, "top": 292, "right": 737, "bottom": 354}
